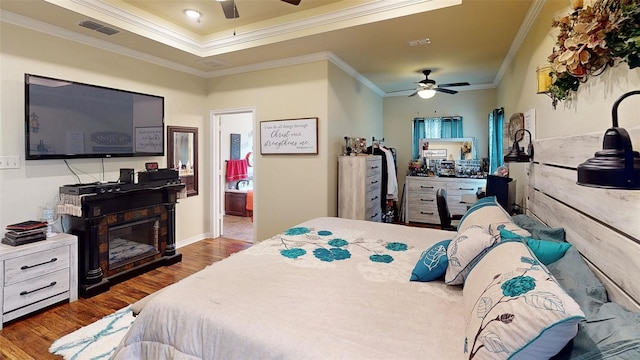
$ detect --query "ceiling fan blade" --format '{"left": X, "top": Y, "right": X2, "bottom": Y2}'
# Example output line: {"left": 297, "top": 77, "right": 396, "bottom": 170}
{"left": 438, "top": 82, "right": 470, "bottom": 87}
{"left": 408, "top": 91, "right": 419, "bottom": 97}
{"left": 220, "top": 0, "right": 239, "bottom": 19}
{"left": 281, "top": 0, "right": 302, "bottom": 4}
{"left": 435, "top": 88, "right": 458, "bottom": 95}
{"left": 387, "top": 88, "right": 415, "bottom": 94}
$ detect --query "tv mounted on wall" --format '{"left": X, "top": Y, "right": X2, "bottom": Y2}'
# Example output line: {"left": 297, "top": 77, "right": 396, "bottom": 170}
{"left": 25, "top": 74, "right": 164, "bottom": 160}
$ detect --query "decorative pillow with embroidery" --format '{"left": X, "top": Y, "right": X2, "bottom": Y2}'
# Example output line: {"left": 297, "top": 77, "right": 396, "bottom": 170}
{"left": 410, "top": 239, "right": 451, "bottom": 282}
{"left": 457, "top": 196, "right": 530, "bottom": 237}
{"left": 445, "top": 225, "right": 498, "bottom": 286}
{"left": 463, "top": 241, "right": 585, "bottom": 360}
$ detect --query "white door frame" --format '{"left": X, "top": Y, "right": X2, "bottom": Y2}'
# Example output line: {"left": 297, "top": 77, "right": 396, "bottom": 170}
{"left": 209, "top": 107, "right": 256, "bottom": 239}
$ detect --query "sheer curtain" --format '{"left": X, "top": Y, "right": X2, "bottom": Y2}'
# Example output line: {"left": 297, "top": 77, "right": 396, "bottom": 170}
{"left": 488, "top": 108, "right": 504, "bottom": 174}
{"left": 412, "top": 117, "right": 463, "bottom": 159}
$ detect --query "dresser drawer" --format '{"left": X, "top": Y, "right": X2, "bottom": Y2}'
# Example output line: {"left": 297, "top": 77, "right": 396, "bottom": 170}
{"left": 407, "top": 180, "right": 445, "bottom": 196}
{"left": 3, "top": 268, "right": 70, "bottom": 313}
{"left": 365, "top": 157, "right": 382, "bottom": 177}
{"left": 4, "top": 246, "right": 70, "bottom": 286}
{"left": 365, "top": 196, "right": 381, "bottom": 220}
{"left": 366, "top": 174, "right": 382, "bottom": 193}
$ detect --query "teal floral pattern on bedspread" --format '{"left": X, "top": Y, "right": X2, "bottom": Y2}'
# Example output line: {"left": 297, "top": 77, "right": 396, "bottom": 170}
{"left": 241, "top": 221, "right": 430, "bottom": 282}
{"left": 278, "top": 226, "right": 408, "bottom": 264}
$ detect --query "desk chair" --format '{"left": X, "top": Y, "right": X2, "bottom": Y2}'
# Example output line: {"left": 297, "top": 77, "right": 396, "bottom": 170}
{"left": 436, "top": 188, "right": 463, "bottom": 231}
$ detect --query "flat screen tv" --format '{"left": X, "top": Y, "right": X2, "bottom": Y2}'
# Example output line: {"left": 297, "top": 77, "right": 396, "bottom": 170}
{"left": 25, "top": 73, "right": 164, "bottom": 160}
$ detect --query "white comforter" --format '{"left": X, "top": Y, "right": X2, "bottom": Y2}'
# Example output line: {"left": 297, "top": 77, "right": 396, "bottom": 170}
{"left": 112, "top": 217, "right": 464, "bottom": 359}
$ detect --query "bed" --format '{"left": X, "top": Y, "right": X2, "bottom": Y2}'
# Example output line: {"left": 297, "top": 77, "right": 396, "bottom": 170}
{"left": 112, "top": 127, "right": 640, "bottom": 359}
{"left": 114, "top": 217, "right": 464, "bottom": 359}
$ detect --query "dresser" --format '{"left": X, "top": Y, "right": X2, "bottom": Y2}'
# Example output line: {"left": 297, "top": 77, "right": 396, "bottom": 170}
{"left": 338, "top": 155, "right": 382, "bottom": 222}
{"left": 0, "top": 234, "right": 78, "bottom": 329}
{"left": 405, "top": 176, "right": 486, "bottom": 224}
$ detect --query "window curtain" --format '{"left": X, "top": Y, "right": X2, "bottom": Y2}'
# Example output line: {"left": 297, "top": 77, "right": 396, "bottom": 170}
{"left": 488, "top": 108, "right": 504, "bottom": 174}
{"left": 412, "top": 117, "right": 463, "bottom": 159}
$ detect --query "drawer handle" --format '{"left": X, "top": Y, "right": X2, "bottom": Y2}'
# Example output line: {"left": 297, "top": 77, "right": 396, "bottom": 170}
{"left": 371, "top": 196, "right": 379, "bottom": 201}
{"left": 370, "top": 166, "right": 379, "bottom": 169}
{"left": 420, "top": 186, "right": 434, "bottom": 189}
{"left": 459, "top": 187, "right": 474, "bottom": 190}
{"left": 21, "top": 257, "right": 58, "bottom": 270}
{"left": 420, "top": 198, "right": 434, "bottom": 202}
{"left": 420, "top": 211, "right": 434, "bottom": 215}
{"left": 370, "top": 213, "right": 378, "bottom": 219}
{"left": 371, "top": 180, "right": 379, "bottom": 184}
{"left": 20, "top": 281, "right": 57, "bottom": 296}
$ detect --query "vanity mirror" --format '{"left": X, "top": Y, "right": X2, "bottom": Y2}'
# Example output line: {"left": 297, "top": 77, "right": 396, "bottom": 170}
{"left": 168, "top": 126, "right": 198, "bottom": 197}
{"left": 419, "top": 137, "right": 477, "bottom": 160}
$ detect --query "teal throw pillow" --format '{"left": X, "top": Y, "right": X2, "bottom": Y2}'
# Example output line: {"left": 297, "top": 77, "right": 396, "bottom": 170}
{"left": 499, "top": 228, "right": 571, "bottom": 265}
{"left": 410, "top": 240, "right": 451, "bottom": 282}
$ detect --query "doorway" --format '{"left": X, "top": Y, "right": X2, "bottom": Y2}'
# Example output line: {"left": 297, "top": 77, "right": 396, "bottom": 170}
{"left": 210, "top": 107, "right": 256, "bottom": 243}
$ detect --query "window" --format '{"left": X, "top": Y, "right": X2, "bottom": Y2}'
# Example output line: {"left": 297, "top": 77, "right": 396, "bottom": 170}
{"left": 412, "top": 116, "right": 463, "bottom": 159}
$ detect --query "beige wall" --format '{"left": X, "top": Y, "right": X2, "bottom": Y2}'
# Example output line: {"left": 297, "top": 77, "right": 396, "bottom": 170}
{"left": 206, "top": 61, "right": 382, "bottom": 240}
{"left": 207, "top": 62, "right": 330, "bottom": 240}
{"left": 498, "top": 1, "right": 640, "bottom": 205}
{"left": 0, "top": 23, "right": 208, "bottom": 243}
{"left": 382, "top": 89, "right": 497, "bottom": 193}
{"left": 327, "top": 61, "right": 384, "bottom": 218}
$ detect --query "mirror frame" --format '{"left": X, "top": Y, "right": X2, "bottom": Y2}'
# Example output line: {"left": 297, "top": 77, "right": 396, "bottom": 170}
{"left": 167, "top": 126, "right": 198, "bottom": 197}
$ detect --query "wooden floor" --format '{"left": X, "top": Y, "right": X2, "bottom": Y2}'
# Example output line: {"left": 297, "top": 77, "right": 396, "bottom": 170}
{"left": 0, "top": 237, "right": 252, "bottom": 360}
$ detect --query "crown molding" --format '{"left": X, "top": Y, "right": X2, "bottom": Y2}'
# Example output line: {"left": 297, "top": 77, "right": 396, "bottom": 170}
{"left": 61, "top": 0, "right": 459, "bottom": 57}
{"left": 493, "top": 0, "right": 545, "bottom": 86}
{"left": 0, "top": 10, "right": 207, "bottom": 77}
{"left": 0, "top": 10, "right": 384, "bottom": 96}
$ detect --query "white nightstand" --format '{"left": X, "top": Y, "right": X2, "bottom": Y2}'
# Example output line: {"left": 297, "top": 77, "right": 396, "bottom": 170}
{"left": 0, "top": 233, "right": 78, "bottom": 329}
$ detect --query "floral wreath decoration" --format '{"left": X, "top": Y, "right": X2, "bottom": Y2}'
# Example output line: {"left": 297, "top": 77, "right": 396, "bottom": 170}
{"left": 546, "top": 0, "right": 640, "bottom": 103}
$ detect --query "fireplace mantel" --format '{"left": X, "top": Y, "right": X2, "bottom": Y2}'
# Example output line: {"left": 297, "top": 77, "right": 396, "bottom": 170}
{"left": 66, "top": 184, "right": 184, "bottom": 297}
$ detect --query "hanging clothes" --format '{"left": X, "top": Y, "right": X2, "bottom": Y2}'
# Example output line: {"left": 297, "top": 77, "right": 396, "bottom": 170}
{"left": 378, "top": 146, "right": 398, "bottom": 201}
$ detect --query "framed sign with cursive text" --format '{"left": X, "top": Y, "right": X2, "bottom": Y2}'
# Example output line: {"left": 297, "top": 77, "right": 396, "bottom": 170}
{"left": 260, "top": 117, "right": 318, "bottom": 155}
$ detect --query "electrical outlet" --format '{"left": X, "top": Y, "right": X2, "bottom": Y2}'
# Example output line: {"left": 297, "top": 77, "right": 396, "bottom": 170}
{"left": 0, "top": 156, "right": 20, "bottom": 169}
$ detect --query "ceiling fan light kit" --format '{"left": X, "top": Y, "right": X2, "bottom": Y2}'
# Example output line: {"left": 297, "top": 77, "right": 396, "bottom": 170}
{"left": 417, "top": 89, "right": 436, "bottom": 99}
{"left": 389, "top": 70, "right": 470, "bottom": 99}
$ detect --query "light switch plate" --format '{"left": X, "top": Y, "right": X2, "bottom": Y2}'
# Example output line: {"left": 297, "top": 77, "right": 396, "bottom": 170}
{"left": 0, "top": 156, "right": 20, "bottom": 169}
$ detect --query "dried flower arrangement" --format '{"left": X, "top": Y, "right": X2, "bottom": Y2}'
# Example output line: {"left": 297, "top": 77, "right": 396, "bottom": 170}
{"left": 461, "top": 142, "right": 472, "bottom": 155}
{"left": 546, "top": 0, "right": 640, "bottom": 102}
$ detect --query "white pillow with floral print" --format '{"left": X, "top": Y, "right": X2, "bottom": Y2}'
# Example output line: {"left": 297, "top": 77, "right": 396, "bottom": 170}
{"left": 444, "top": 225, "right": 498, "bottom": 285}
{"left": 462, "top": 241, "right": 585, "bottom": 360}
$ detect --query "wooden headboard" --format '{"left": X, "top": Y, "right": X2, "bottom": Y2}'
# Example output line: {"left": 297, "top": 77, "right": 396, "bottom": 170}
{"left": 526, "top": 126, "right": 640, "bottom": 312}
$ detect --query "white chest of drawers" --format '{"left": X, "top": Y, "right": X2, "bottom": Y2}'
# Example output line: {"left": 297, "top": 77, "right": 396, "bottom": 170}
{"left": 338, "top": 155, "right": 383, "bottom": 222}
{"left": 0, "top": 233, "right": 78, "bottom": 329}
{"left": 405, "top": 176, "right": 486, "bottom": 225}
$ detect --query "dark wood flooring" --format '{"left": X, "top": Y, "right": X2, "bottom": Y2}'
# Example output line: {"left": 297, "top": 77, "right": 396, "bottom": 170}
{"left": 0, "top": 237, "right": 252, "bottom": 360}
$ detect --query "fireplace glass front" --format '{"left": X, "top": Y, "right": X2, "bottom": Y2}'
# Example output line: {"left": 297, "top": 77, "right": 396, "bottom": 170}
{"left": 108, "top": 218, "right": 160, "bottom": 270}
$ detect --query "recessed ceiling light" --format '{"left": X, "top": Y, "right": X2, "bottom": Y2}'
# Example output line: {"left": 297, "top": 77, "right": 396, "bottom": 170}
{"left": 184, "top": 9, "right": 202, "bottom": 19}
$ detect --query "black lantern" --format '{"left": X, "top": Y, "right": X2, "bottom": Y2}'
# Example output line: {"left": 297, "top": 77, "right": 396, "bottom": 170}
{"left": 504, "top": 128, "right": 534, "bottom": 163}
{"left": 577, "top": 90, "right": 640, "bottom": 189}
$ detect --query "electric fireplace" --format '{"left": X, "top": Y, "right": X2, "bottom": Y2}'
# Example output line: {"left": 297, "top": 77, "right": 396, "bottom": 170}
{"left": 66, "top": 184, "right": 183, "bottom": 297}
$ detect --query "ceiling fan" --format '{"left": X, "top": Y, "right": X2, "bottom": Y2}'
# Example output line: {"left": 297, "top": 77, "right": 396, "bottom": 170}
{"left": 219, "top": 0, "right": 302, "bottom": 19}
{"left": 390, "top": 70, "right": 470, "bottom": 99}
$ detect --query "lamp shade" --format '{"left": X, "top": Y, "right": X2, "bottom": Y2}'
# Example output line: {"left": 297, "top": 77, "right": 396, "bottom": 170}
{"left": 417, "top": 89, "right": 436, "bottom": 99}
{"left": 577, "top": 91, "right": 640, "bottom": 189}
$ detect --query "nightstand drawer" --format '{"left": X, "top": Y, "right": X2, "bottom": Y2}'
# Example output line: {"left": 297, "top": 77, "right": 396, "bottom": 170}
{"left": 4, "top": 246, "right": 70, "bottom": 286}
{"left": 3, "top": 268, "right": 70, "bottom": 313}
